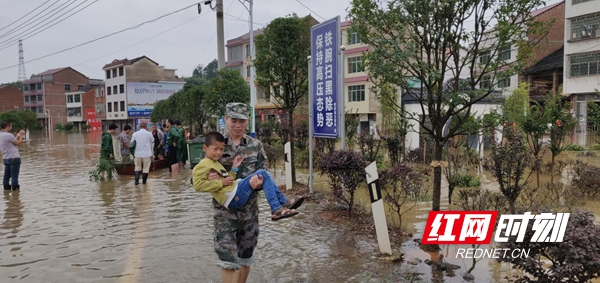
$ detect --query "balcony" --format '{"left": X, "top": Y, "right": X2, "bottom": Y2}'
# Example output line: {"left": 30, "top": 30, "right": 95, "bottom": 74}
{"left": 67, "top": 107, "right": 83, "bottom": 122}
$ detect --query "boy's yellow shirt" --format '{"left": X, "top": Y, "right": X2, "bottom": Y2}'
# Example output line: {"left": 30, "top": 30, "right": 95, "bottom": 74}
{"left": 192, "top": 157, "right": 238, "bottom": 205}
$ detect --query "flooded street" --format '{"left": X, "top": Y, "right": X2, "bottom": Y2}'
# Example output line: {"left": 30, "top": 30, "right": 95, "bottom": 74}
{"left": 0, "top": 132, "right": 397, "bottom": 283}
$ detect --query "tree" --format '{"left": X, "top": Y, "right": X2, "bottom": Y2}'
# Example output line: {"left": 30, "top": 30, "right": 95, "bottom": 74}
{"left": 349, "top": 0, "right": 550, "bottom": 211}
{"left": 205, "top": 68, "right": 250, "bottom": 118}
{"left": 254, "top": 13, "right": 312, "bottom": 184}
{"left": 188, "top": 59, "right": 219, "bottom": 86}
{"left": 176, "top": 84, "right": 210, "bottom": 134}
{"left": 151, "top": 98, "right": 177, "bottom": 122}
{"left": 4, "top": 81, "right": 23, "bottom": 90}
{"left": 520, "top": 102, "right": 547, "bottom": 188}
{"left": 502, "top": 83, "right": 530, "bottom": 125}
{"left": 545, "top": 94, "right": 577, "bottom": 183}
{"left": 0, "top": 110, "right": 38, "bottom": 130}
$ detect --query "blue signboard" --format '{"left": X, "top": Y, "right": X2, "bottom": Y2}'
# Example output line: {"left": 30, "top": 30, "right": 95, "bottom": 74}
{"left": 311, "top": 17, "right": 340, "bottom": 138}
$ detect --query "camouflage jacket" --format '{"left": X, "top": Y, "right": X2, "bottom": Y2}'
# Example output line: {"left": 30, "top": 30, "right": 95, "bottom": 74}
{"left": 219, "top": 134, "right": 268, "bottom": 179}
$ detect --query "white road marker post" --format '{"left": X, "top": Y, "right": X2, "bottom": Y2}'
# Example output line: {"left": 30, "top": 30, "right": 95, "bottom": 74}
{"left": 365, "top": 161, "right": 392, "bottom": 255}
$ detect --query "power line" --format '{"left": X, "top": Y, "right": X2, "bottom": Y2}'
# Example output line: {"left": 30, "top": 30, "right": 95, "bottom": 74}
{"left": 73, "top": 14, "right": 207, "bottom": 68}
{"left": 0, "top": 0, "right": 52, "bottom": 33}
{"left": 223, "top": 12, "right": 266, "bottom": 26}
{"left": 295, "top": 0, "right": 325, "bottom": 21}
{"left": 0, "top": 2, "right": 201, "bottom": 71}
{"left": 193, "top": 0, "right": 236, "bottom": 66}
{"left": 0, "top": 0, "right": 72, "bottom": 41}
{"left": 0, "top": 0, "right": 100, "bottom": 50}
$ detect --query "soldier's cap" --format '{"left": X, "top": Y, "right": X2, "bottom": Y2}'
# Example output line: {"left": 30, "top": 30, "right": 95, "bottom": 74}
{"left": 226, "top": 102, "right": 250, "bottom": 120}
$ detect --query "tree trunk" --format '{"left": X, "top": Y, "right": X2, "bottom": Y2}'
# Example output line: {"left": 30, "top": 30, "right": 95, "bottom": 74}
{"left": 288, "top": 109, "right": 297, "bottom": 184}
{"left": 536, "top": 169, "right": 540, "bottom": 188}
{"left": 550, "top": 154, "right": 555, "bottom": 184}
{"left": 432, "top": 143, "right": 443, "bottom": 211}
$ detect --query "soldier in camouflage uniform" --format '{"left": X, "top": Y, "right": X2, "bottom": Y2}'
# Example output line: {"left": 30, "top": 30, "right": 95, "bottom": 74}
{"left": 207, "top": 102, "right": 267, "bottom": 283}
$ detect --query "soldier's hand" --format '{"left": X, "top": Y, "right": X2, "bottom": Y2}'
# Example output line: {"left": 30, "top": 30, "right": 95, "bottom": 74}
{"left": 207, "top": 170, "right": 220, "bottom": 181}
{"left": 222, "top": 177, "right": 234, "bottom": 187}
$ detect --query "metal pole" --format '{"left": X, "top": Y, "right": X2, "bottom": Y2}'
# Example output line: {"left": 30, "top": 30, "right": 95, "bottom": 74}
{"left": 338, "top": 16, "right": 345, "bottom": 151}
{"left": 216, "top": 0, "right": 225, "bottom": 70}
{"left": 249, "top": 0, "right": 256, "bottom": 138}
{"left": 308, "top": 55, "right": 313, "bottom": 194}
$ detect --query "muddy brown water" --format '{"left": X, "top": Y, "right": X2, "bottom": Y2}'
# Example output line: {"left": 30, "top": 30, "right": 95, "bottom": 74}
{"left": 0, "top": 132, "right": 401, "bottom": 283}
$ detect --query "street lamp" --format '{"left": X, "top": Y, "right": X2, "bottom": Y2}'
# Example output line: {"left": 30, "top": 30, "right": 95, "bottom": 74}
{"left": 238, "top": 0, "right": 256, "bottom": 138}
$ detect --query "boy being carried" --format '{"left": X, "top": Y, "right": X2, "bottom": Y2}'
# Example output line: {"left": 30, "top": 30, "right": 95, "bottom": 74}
{"left": 192, "top": 132, "right": 303, "bottom": 220}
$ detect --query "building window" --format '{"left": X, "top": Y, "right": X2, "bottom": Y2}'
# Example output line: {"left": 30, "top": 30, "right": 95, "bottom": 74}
{"left": 65, "top": 84, "right": 71, "bottom": 91}
{"left": 347, "top": 30, "right": 361, "bottom": 45}
{"left": 67, "top": 95, "right": 74, "bottom": 103}
{"left": 573, "top": 0, "right": 595, "bottom": 4}
{"left": 247, "top": 66, "right": 251, "bottom": 78}
{"left": 108, "top": 103, "right": 112, "bottom": 112}
{"left": 120, "top": 101, "right": 125, "bottom": 112}
{"left": 75, "top": 94, "right": 81, "bottom": 103}
{"left": 37, "top": 95, "right": 42, "bottom": 101}
{"left": 78, "top": 85, "right": 84, "bottom": 90}
{"left": 570, "top": 52, "right": 600, "bottom": 77}
{"left": 479, "top": 50, "right": 492, "bottom": 64}
{"left": 113, "top": 86, "right": 117, "bottom": 95}
{"left": 67, "top": 107, "right": 82, "bottom": 117}
{"left": 228, "top": 45, "right": 242, "bottom": 62}
{"left": 119, "top": 84, "right": 124, "bottom": 94}
{"left": 570, "top": 13, "right": 600, "bottom": 40}
{"left": 480, "top": 75, "right": 491, "bottom": 89}
{"left": 498, "top": 77, "right": 511, "bottom": 88}
{"left": 30, "top": 95, "right": 36, "bottom": 102}
{"left": 348, "top": 56, "right": 363, "bottom": 73}
{"left": 119, "top": 67, "right": 124, "bottom": 76}
{"left": 246, "top": 44, "right": 251, "bottom": 57}
{"left": 38, "top": 107, "right": 43, "bottom": 114}
{"left": 112, "top": 69, "right": 117, "bottom": 78}
{"left": 113, "top": 102, "right": 118, "bottom": 112}
{"left": 30, "top": 107, "right": 36, "bottom": 113}
{"left": 101, "top": 88, "right": 104, "bottom": 96}
{"left": 107, "top": 87, "right": 112, "bottom": 95}
{"left": 29, "top": 84, "right": 35, "bottom": 91}
{"left": 36, "top": 83, "right": 41, "bottom": 90}
{"left": 348, "top": 85, "right": 366, "bottom": 102}
{"left": 499, "top": 46, "right": 511, "bottom": 61}
{"left": 106, "top": 70, "right": 111, "bottom": 79}
{"left": 24, "top": 84, "right": 29, "bottom": 91}
{"left": 24, "top": 96, "right": 29, "bottom": 103}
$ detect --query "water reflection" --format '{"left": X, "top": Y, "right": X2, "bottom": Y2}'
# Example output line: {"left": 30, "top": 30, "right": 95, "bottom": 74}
{"left": 1, "top": 191, "right": 23, "bottom": 236}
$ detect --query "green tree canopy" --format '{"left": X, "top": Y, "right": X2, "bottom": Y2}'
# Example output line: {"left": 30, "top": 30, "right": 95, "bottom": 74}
{"left": 253, "top": 13, "right": 312, "bottom": 183}
{"left": 205, "top": 68, "right": 250, "bottom": 118}
{"left": 349, "top": 0, "right": 551, "bottom": 211}
{"left": 0, "top": 110, "right": 38, "bottom": 131}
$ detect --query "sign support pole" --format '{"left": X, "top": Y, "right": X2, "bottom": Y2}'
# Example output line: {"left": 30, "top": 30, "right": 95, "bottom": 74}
{"left": 308, "top": 55, "right": 314, "bottom": 194}
{"left": 365, "top": 161, "right": 392, "bottom": 255}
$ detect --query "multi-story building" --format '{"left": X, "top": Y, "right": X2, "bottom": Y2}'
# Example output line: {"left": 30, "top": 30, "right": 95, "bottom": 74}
{"left": 563, "top": 0, "right": 600, "bottom": 142}
{"left": 21, "top": 67, "right": 96, "bottom": 128}
{"left": 102, "top": 56, "right": 184, "bottom": 130}
{"left": 65, "top": 86, "right": 96, "bottom": 129}
{"left": 94, "top": 84, "right": 106, "bottom": 120}
{"left": 0, "top": 84, "right": 23, "bottom": 112}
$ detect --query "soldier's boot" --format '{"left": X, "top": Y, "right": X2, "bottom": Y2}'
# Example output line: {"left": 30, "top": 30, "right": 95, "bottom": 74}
{"left": 142, "top": 173, "right": 148, "bottom": 184}
{"left": 3, "top": 184, "right": 11, "bottom": 191}
{"left": 134, "top": 171, "right": 141, "bottom": 185}
{"left": 12, "top": 185, "right": 19, "bottom": 191}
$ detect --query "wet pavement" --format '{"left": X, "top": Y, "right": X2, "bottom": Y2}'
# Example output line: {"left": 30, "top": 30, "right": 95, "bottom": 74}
{"left": 0, "top": 132, "right": 399, "bottom": 283}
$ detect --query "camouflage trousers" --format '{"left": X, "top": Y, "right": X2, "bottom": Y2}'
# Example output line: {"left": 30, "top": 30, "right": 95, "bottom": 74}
{"left": 213, "top": 191, "right": 260, "bottom": 270}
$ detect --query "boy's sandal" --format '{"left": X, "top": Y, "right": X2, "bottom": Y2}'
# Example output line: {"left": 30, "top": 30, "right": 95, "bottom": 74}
{"left": 271, "top": 208, "right": 298, "bottom": 221}
{"left": 283, "top": 197, "right": 305, "bottom": 210}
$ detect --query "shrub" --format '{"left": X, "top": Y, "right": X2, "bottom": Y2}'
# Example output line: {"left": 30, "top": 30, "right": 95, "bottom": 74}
{"left": 589, "top": 144, "right": 600, "bottom": 151}
{"left": 563, "top": 143, "right": 585, "bottom": 151}
{"left": 293, "top": 120, "right": 309, "bottom": 149}
{"left": 379, "top": 163, "right": 427, "bottom": 228}
{"left": 318, "top": 150, "right": 369, "bottom": 216}
{"left": 357, "top": 131, "right": 382, "bottom": 163}
{"left": 497, "top": 209, "right": 600, "bottom": 283}
{"left": 294, "top": 148, "right": 309, "bottom": 169}
{"left": 64, "top": 123, "right": 74, "bottom": 131}
{"left": 381, "top": 133, "right": 403, "bottom": 166}
{"left": 55, "top": 123, "right": 65, "bottom": 131}
{"left": 264, "top": 144, "right": 284, "bottom": 177}
{"left": 570, "top": 160, "right": 600, "bottom": 199}
{"left": 88, "top": 158, "right": 117, "bottom": 182}
{"left": 450, "top": 174, "right": 481, "bottom": 187}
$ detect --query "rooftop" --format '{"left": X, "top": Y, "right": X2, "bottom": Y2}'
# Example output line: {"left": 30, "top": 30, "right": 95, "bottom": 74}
{"left": 523, "top": 46, "right": 564, "bottom": 74}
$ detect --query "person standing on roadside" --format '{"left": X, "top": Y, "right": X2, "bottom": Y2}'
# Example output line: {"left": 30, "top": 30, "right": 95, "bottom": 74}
{"left": 118, "top": 125, "right": 132, "bottom": 162}
{"left": 131, "top": 122, "right": 155, "bottom": 185}
{"left": 0, "top": 121, "right": 25, "bottom": 191}
{"left": 174, "top": 120, "right": 188, "bottom": 169}
{"left": 151, "top": 124, "right": 164, "bottom": 160}
{"left": 166, "top": 119, "right": 179, "bottom": 174}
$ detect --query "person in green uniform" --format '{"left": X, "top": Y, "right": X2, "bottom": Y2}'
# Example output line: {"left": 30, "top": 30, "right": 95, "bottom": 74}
{"left": 174, "top": 120, "right": 188, "bottom": 169}
{"left": 166, "top": 119, "right": 180, "bottom": 175}
{"left": 100, "top": 124, "right": 118, "bottom": 178}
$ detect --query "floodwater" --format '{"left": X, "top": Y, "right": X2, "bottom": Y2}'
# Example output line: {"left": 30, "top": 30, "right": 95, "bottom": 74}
{"left": 0, "top": 131, "right": 399, "bottom": 283}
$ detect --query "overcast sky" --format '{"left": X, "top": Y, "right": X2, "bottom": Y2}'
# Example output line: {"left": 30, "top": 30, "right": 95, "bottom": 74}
{"left": 0, "top": 0, "right": 563, "bottom": 85}
{"left": 0, "top": 0, "right": 349, "bottom": 84}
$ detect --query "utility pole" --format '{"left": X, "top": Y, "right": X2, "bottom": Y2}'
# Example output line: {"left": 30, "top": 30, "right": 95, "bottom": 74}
{"left": 249, "top": 0, "right": 255, "bottom": 138}
{"left": 216, "top": 0, "right": 225, "bottom": 70}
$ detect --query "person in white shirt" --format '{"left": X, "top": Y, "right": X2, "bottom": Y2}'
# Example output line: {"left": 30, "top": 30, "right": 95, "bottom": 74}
{"left": 131, "top": 122, "right": 155, "bottom": 185}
